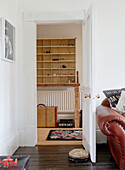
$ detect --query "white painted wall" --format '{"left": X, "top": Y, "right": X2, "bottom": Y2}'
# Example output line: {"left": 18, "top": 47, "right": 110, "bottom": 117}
{"left": 94, "top": 0, "right": 125, "bottom": 143}
{"left": 2, "top": 0, "right": 124, "bottom": 150}
{"left": 37, "top": 24, "right": 82, "bottom": 85}
{"left": 0, "top": 0, "right": 25, "bottom": 154}
{"left": 23, "top": 22, "right": 37, "bottom": 146}
{"left": 94, "top": 0, "right": 125, "bottom": 105}
{"left": 23, "top": 0, "right": 91, "bottom": 11}
{"left": 21, "top": 0, "right": 125, "bottom": 146}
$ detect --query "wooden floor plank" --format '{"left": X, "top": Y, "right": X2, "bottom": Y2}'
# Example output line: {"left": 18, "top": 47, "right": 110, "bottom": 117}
{"left": 14, "top": 144, "right": 119, "bottom": 170}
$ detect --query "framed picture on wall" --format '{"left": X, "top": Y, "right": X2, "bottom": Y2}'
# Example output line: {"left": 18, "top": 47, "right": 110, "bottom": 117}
{"left": 0, "top": 18, "right": 15, "bottom": 62}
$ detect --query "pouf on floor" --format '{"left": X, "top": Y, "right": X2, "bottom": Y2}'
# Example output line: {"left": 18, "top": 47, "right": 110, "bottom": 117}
{"left": 68, "top": 148, "right": 89, "bottom": 162}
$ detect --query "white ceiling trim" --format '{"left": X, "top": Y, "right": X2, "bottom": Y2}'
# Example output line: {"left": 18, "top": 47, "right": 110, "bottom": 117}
{"left": 24, "top": 10, "right": 84, "bottom": 24}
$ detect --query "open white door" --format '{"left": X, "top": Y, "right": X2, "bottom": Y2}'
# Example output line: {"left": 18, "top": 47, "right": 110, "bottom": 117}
{"left": 82, "top": 5, "right": 96, "bottom": 162}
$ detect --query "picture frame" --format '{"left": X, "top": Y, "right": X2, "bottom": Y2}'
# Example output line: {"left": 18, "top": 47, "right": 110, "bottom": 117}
{"left": 0, "top": 18, "right": 15, "bottom": 62}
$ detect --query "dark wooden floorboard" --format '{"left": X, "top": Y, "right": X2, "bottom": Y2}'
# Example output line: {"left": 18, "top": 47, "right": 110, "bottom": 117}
{"left": 14, "top": 144, "right": 119, "bottom": 170}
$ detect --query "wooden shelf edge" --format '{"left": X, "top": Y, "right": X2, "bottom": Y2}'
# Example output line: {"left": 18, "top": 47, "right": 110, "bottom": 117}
{"left": 37, "top": 46, "right": 75, "bottom": 48}
{"left": 37, "top": 75, "right": 75, "bottom": 77}
{"left": 37, "top": 60, "right": 75, "bottom": 63}
{"left": 37, "top": 38, "right": 76, "bottom": 40}
{"left": 37, "top": 68, "right": 75, "bottom": 70}
{"left": 37, "top": 53, "right": 75, "bottom": 55}
{"left": 37, "top": 83, "right": 80, "bottom": 87}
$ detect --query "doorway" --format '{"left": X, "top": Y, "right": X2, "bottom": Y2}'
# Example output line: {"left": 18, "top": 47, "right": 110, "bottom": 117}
{"left": 36, "top": 23, "right": 83, "bottom": 145}
{"left": 24, "top": 5, "right": 96, "bottom": 162}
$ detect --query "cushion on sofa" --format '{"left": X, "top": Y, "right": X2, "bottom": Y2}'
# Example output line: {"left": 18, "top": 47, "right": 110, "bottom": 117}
{"left": 116, "top": 90, "right": 125, "bottom": 116}
{"left": 103, "top": 88, "right": 125, "bottom": 107}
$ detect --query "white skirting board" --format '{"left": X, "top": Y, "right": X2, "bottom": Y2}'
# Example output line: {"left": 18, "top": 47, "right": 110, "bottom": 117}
{"left": 19, "top": 126, "right": 37, "bottom": 147}
{"left": 0, "top": 132, "right": 19, "bottom": 155}
{"left": 96, "top": 130, "right": 107, "bottom": 144}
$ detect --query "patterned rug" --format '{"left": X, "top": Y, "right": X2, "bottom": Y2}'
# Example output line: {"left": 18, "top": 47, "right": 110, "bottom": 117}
{"left": 47, "top": 130, "right": 82, "bottom": 140}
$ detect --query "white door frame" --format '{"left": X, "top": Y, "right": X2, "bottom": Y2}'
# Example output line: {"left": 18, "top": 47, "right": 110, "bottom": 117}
{"left": 23, "top": 6, "right": 95, "bottom": 148}
{"left": 82, "top": 5, "right": 96, "bottom": 162}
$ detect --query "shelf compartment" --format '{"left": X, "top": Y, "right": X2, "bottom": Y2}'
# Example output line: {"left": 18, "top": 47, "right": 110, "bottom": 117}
{"left": 37, "top": 77, "right": 52, "bottom": 84}
{"left": 37, "top": 60, "right": 75, "bottom": 62}
{"left": 37, "top": 62, "right": 75, "bottom": 71}
{"left": 37, "top": 47, "right": 51, "bottom": 53}
{"left": 43, "top": 40, "right": 51, "bottom": 46}
{"left": 59, "top": 39, "right": 75, "bottom": 47}
{"left": 50, "top": 47, "right": 75, "bottom": 54}
{"left": 37, "top": 75, "right": 75, "bottom": 77}
{"left": 37, "top": 46, "right": 75, "bottom": 48}
{"left": 37, "top": 40, "right": 43, "bottom": 46}
{"left": 51, "top": 39, "right": 60, "bottom": 46}
{"left": 37, "top": 53, "right": 75, "bottom": 55}
{"left": 37, "top": 68, "right": 75, "bottom": 70}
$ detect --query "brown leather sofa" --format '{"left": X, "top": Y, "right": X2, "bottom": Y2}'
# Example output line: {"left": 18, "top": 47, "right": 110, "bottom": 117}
{"left": 96, "top": 98, "right": 125, "bottom": 170}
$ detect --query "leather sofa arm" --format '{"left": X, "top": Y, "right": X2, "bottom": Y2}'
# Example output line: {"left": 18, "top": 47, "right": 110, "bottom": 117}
{"left": 96, "top": 105, "right": 125, "bottom": 136}
{"left": 97, "top": 105, "right": 125, "bottom": 169}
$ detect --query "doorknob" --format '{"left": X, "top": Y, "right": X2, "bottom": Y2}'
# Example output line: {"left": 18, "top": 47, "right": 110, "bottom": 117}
{"left": 84, "top": 94, "right": 91, "bottom": 98}
{"left": 96, "top": 94, "right": 100, "bottom": 98}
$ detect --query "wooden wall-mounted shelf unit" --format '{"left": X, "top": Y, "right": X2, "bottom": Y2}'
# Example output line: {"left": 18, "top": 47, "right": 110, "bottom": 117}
{"left": 37, "top": 38, "right": 76, "bottom": 85}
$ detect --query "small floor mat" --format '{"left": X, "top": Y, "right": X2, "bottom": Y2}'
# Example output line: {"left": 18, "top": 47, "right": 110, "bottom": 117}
{"left": 47, "top": 130, "right": 82, "bottom": 140}
{"left": 68, "top": 148, "right": 89, "bottom": 162}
